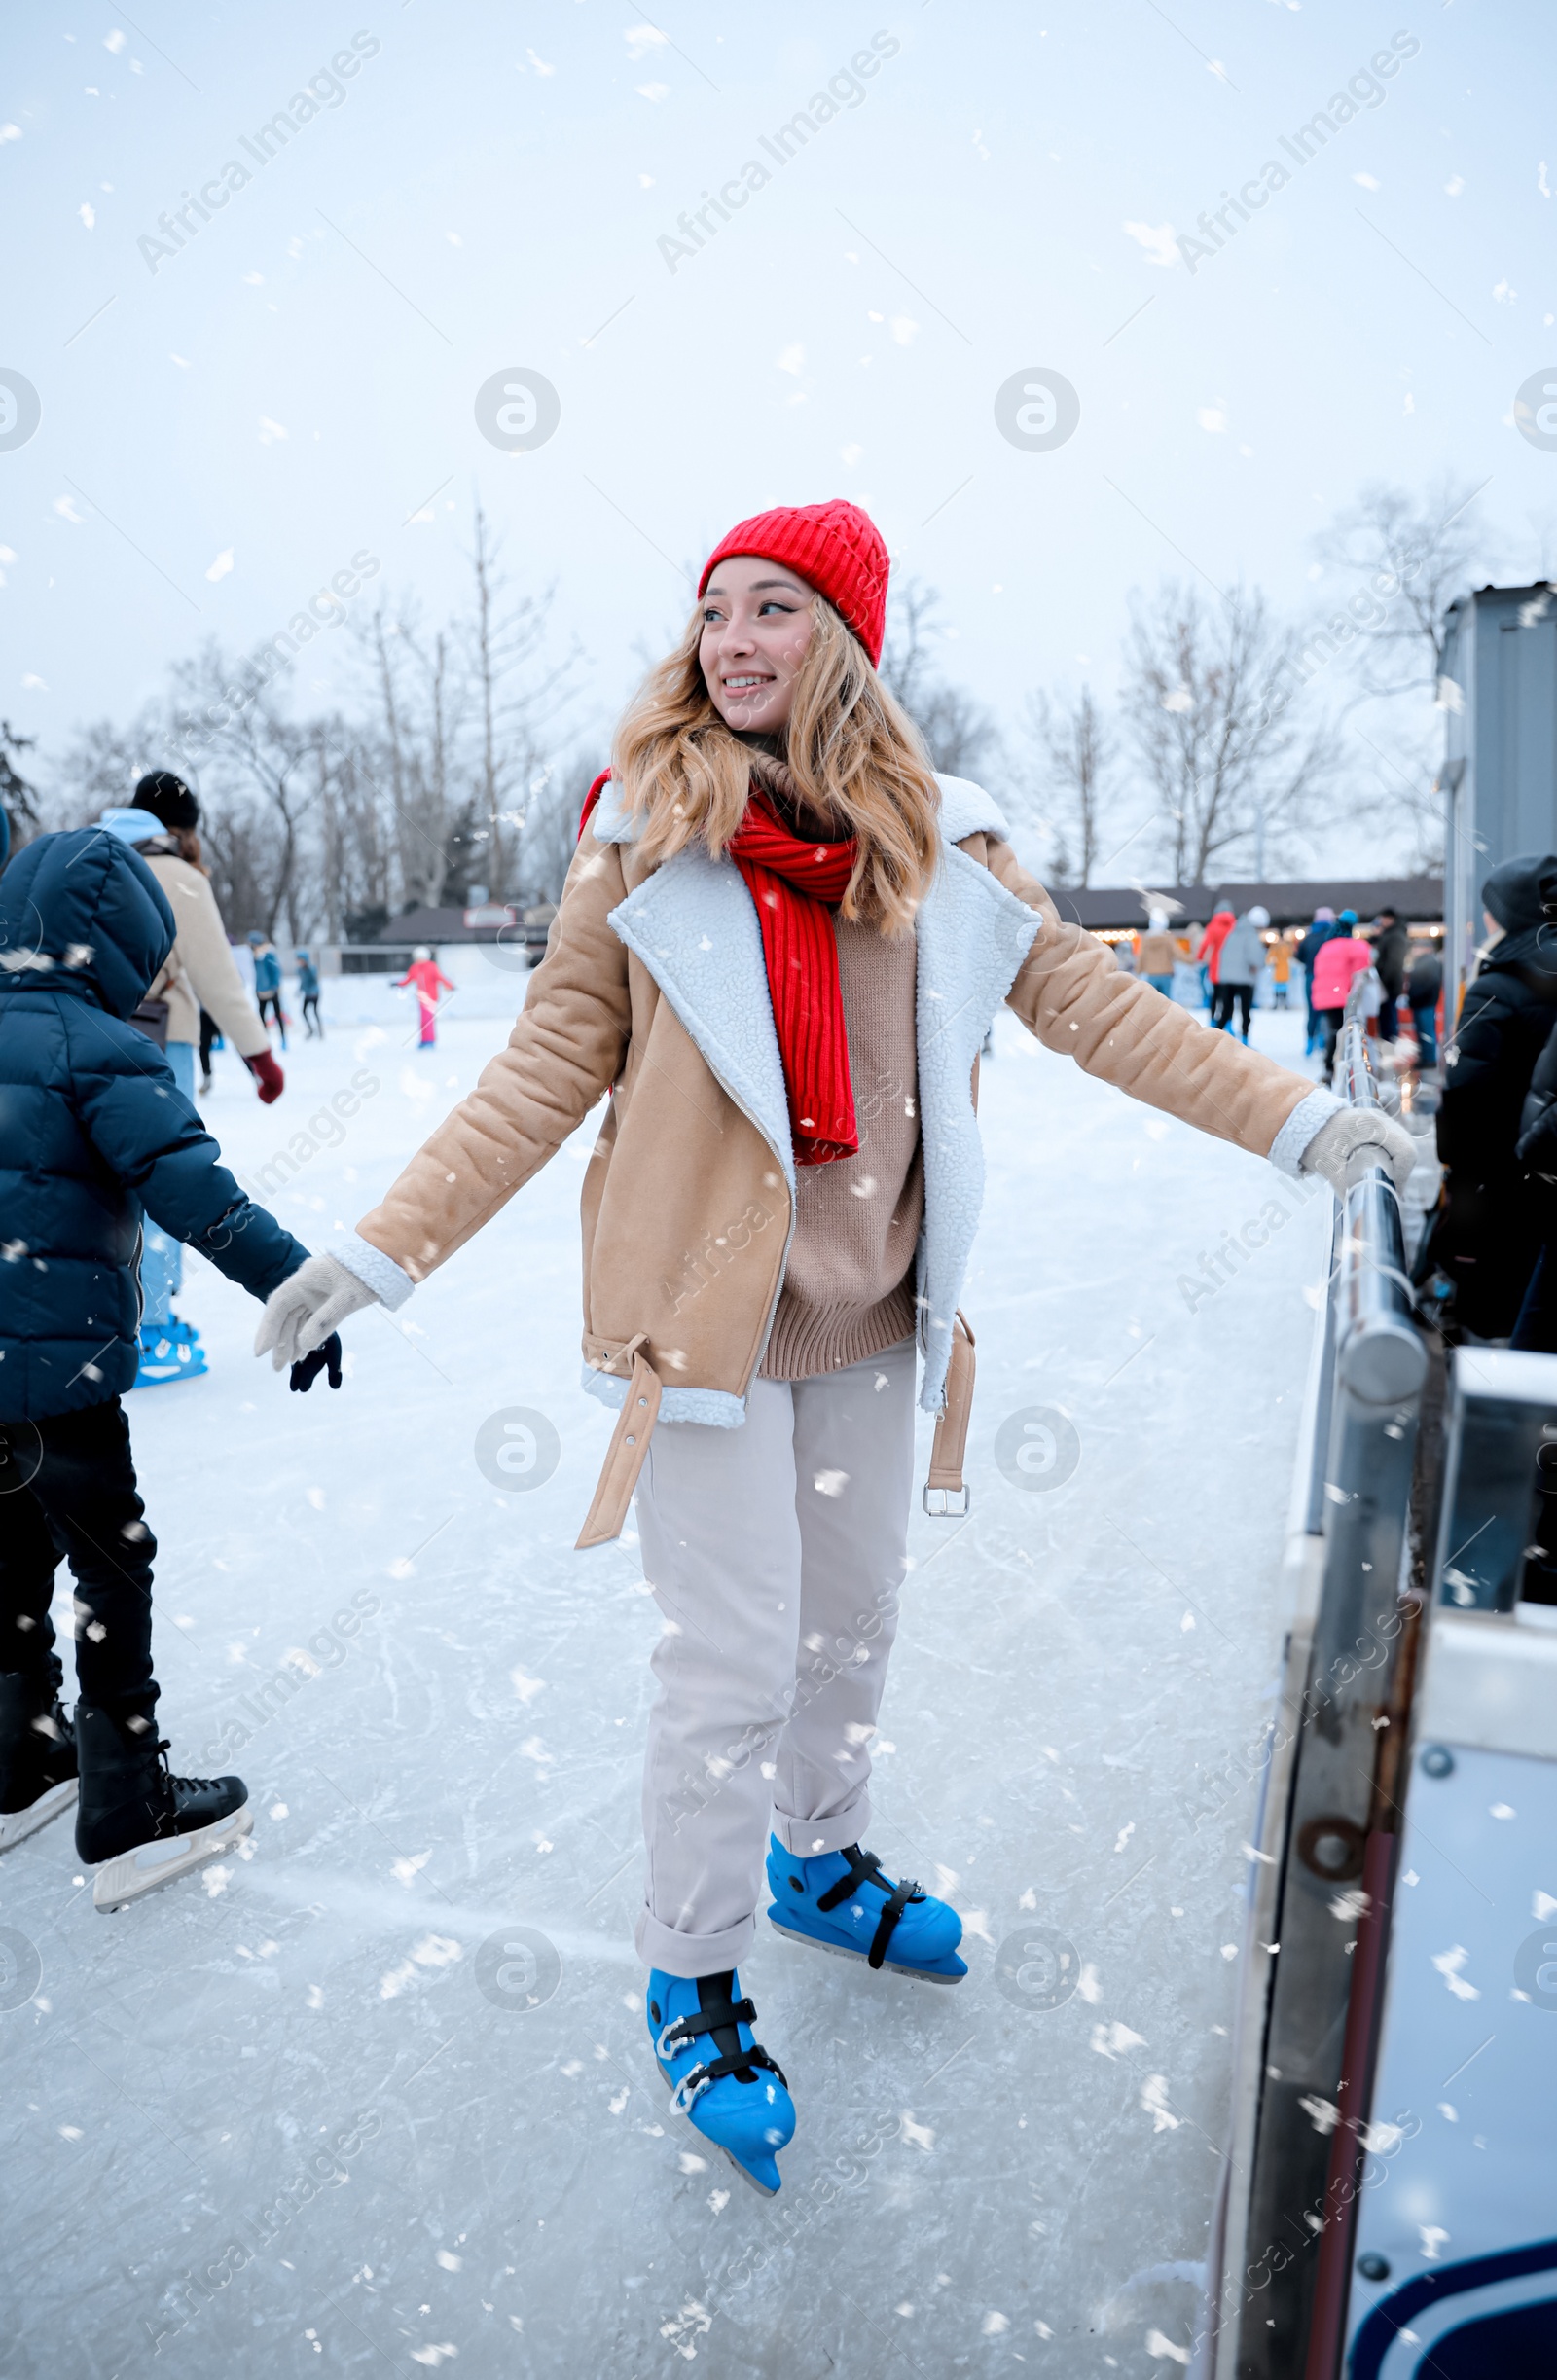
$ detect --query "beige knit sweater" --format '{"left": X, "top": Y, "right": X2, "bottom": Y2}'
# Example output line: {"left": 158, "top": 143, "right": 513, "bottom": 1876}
{"left": 746, "top": 755, "right": 923, "bottom": 1381}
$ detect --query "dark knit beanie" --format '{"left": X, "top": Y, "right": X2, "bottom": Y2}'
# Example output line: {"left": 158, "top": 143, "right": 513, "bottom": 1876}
{"left": 133, "top": 770, "right": 200, "bottom": 831}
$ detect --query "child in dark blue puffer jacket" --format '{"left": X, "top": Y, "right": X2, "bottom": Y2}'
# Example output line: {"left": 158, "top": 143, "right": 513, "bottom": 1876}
{"left": 0, "top": 828, "right": 339, "bottom": 1910}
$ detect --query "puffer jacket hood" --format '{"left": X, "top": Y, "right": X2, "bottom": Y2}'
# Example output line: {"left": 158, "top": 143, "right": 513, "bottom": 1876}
{"left": 0, "top": 827, "right": 174, "bottom": 1022}
{"left": 1482, "top": 852, "right": 1557, "bottom": 940}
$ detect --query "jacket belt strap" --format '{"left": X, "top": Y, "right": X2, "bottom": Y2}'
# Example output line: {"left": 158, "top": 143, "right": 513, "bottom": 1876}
{"left": 923, "top": 1312, "right": 975, "bottom": 1517}
{"left": 576, "top": 1338, "right": 663, "bottom": 1549}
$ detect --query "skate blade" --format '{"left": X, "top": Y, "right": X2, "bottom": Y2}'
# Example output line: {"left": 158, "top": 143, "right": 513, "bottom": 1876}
{"left": 656, "top": 2062, "right": 781, "bottom": 2197}
{"left": 767, "top": 1913, "right": 965, "bottom": 1983}
{"left": 0, "top": 1779, "right": 78, "bottom": 1854}
{"left": 93, "top": 1802, "right": 253, "bottom": 1913}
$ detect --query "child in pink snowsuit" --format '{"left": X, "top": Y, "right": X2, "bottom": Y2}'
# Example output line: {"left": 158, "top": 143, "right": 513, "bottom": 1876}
{"left": 395, "top": 946, "right": 454, "bottom": 1047}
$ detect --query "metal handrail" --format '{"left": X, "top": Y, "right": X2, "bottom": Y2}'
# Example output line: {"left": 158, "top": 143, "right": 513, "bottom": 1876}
{"left": 1224, "top": 1015, "right": 1428, "bottom": 2380}
{"left": 1334, "top": 1021, "right": 1424, "bottom": 1410}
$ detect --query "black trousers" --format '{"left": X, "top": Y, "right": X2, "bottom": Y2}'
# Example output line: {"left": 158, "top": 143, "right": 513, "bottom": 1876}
{"left": 1317, "top": 1005, "right": 1346, "bottom": 1072}
{"left": 1213, "top": 981, "right": 1253, "bottom": 1037}
{"left": 257, "top": 991, "right": 286, "bottom": 1046}
{"left": 0, "top": 1400, "right": 158, "bottom": 1721}
{"left": 199, "top": 1006, "right": 219, "bottom": 1080}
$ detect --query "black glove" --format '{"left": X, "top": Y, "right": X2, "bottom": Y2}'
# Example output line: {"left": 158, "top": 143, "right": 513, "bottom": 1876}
{"left": 289, "top": 1331, "right": 343, "bottom": 1394}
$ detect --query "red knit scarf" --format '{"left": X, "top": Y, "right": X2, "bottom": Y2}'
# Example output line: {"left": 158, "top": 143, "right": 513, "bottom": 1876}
{"left": 577, "top": 768, "right": 860, "bottom": 1166}
{"left": 730, "top": 793, "right": 859, "bottom": 1167}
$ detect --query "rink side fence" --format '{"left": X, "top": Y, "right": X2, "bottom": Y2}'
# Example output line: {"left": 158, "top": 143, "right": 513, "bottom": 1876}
{"left": 1200, "top": 1016, "right": 1427, "bottom": 2379}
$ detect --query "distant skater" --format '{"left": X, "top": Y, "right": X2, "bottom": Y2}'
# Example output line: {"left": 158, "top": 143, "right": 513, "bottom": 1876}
{"left": 250, "top": 931, "right": 286, "bottom": 1047}
{"left": 297, "top": 949, "right": 323, "bottom": 1038}
{"left": 395, "top": 945, "right": 454, "bottom": 1047}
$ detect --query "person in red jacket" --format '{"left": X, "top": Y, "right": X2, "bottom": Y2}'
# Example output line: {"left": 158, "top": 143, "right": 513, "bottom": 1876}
{"left": 394, "top": 946, "right": 455, "bottom": 1047}
{"left": 1310, "top": 909, "right": 1375, "bottom": 1074}
{"left": 1198, "top": 905, "right": 1235, "bottom": 1012}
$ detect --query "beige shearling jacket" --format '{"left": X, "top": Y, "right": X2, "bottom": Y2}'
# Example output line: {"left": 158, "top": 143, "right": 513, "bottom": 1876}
{"left": 340, "top": 775, "right": 1337, "bottom": 1541}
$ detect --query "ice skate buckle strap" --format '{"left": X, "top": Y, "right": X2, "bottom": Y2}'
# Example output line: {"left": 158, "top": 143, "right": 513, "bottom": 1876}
{"left": 816, "top": 1848, "right": 926, "bottom": 1969}
{"left": 575, "top": 1335, "right": 662, "bottom": 1550}
{"left": 670, "top": 2046, "right": 788, "bottom": 2111}
{"left": 658, "top": 1998, "right": 756, "bottom": 2060}
{"left": 923, "top": 1310, "right": 975, "bottom": 1517}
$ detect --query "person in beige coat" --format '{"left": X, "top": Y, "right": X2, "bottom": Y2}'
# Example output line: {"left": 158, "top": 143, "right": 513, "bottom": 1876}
{"left": 253, "top": 500, "right": 1413, "bottom": 2197}
{"left": 100, "top": 776, "right": 282, "bottom": 1100}
{"left": 1137, "top": 908, "right": 1178, "bottom": 993}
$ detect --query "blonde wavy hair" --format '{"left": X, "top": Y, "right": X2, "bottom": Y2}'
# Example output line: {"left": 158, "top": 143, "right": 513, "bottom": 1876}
{"left": 611, "top": 595, "right": 941, "bottom": 932}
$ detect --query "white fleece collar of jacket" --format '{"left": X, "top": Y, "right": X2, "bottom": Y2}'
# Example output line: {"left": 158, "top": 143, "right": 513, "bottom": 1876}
{"left": 589, "top": 770, "right": 1012, "bottom": 850}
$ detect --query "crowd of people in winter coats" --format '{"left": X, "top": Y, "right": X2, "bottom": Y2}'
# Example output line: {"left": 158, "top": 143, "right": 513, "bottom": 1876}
{"left": 1128, "top": 896, "right": 1445, "bottom": 1074}
{"left": 1125, "top": 865, "right": 1557, "bottom": 1368}
{"left": 1246, "top": 851, "right": 1557, "bottom": 1361}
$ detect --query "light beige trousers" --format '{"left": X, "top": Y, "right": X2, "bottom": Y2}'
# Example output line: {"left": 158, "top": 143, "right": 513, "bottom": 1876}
{"left": 633, "top": 1339, "right": 917, "bottom": 1977}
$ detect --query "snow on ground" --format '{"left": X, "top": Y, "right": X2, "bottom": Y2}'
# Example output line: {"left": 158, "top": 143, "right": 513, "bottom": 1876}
{"left": 2, "top": 978, "right": 1330, "bottom": 2379}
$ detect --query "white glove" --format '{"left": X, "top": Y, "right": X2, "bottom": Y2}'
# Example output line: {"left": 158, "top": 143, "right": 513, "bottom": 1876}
{"left": 1298, "top": 1107, "right": 1417, "bottom": 1200}
{"left": 254, "top": 1253, "right": 379, "bottom": 1370}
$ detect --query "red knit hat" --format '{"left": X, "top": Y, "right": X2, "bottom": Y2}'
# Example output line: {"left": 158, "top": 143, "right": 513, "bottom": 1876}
{"left": 698, "top": 500, "right": 890, "bottom": 668}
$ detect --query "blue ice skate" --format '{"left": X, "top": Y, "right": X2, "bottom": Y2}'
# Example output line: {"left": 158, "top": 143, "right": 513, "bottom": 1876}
{"left": 133, "top": 1316, "right": 207, "bottom": 1388}
{"left": 646, "top": 1967, "right": 795, "bottom": 2197}
{"left": 765, "top": 1837, "right": 967, "bottom": 1982}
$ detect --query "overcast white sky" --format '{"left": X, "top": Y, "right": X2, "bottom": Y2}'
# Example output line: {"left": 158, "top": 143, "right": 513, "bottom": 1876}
{"left": 5, "top": 0, "right": 1556, "bottom": 872}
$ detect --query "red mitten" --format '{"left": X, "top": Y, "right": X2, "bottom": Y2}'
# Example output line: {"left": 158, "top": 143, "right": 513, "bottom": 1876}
{"left": 244, "top": 1050, "right": 284, "bottom": 1104}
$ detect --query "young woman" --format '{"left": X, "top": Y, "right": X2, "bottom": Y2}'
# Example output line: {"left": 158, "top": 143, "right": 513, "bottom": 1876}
{"left": 255, "top": 501, "right": 1412, "bottom": 2196}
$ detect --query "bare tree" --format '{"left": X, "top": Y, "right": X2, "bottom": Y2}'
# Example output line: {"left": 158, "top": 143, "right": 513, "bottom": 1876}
{"left": 1, "top": 720, "right": 41, "bottom": 855}
{"left": 519, "top": 758, "right": 595, "bottom": 907}
{"left": 1524, "top": 501, "right": 1557, "bottom": 584}
{"left": 878, "top": 574, "right": 999, "bottom": 777}
{"left": 1309, "top": 476, "right": 1498, "bottom": 873}
{"left": 44, "top": 711, "right": 164, "bottom": 827}
{"left": 1313, "top": 473, "right": 1489, "bottom": 700}
{"left": 462, "top": 502, "right": 577, "bottom": 898}
{"left": 1122, "top": 581, "right": 1341, "bottom": 885}
{"left": 878, "top": 576, "right": 941, "bottom": 716}
{"left": 169, "top": 647, "right": 319, "bottom": 937}
{"left": 349, "top": 604, "right": 466, "bottom": 915}
{"left": 1024, "top": 688, "right": 1112, "bottom": 886}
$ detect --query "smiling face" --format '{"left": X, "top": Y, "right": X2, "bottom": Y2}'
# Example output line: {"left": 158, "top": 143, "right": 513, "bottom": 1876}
{"left": 699, "top": 554, "right": 815, "bottom": 736}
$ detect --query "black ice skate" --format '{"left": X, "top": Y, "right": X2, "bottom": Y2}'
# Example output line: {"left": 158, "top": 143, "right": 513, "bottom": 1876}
{"left": 74, "top": 1702, "right": 252, "bottom": 1913}
{"left": 0, "top": 1674, "right": 78, "bottom": 1853}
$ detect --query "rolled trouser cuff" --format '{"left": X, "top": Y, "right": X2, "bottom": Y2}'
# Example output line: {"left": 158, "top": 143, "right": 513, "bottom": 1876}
{"left": 771, "top": 1794, "right": 871, "bottom": 1859}
{"left": 634, "top": 1901, "right": 756, "bottom": 1979}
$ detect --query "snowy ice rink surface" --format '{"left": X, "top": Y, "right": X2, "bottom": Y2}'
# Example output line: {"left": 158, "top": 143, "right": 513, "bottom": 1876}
{"left": 3, "top": 978, "right": 1331, "bottom": 2379}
